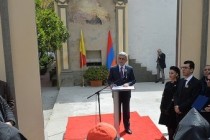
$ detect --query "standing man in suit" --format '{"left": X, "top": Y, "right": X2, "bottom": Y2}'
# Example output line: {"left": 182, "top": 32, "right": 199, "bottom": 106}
{"left": 200, "top": 73, "right": 210, "bottom": 124}
{"left": 155, "top": 49, "right": 166, "bottom": 84}
{"left": 174, "top": 60, "right": 201, "bottom": 123}
{"left": 108, "top": 52, "right": 136, "bottom": 134}
{"left": 199, "top": 65, "right": 210, "bottom": 95}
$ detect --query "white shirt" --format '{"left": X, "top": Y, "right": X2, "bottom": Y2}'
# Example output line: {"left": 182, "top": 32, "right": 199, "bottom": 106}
{"left": 119, "top": 65, "right": 125, "bottom": 74}
{"left": 185, "top": 75, "right": 193, "bottom": 86}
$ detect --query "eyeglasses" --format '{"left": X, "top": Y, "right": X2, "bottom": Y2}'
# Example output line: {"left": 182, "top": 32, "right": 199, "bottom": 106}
{"left": 181, "top": 66, "right": 190, "bottom": 69}
{"left": 204, "top": 69, "right": 210, "bottom": 71}
{"left": 118, "top": 57, "right": 125, "bottom": 60}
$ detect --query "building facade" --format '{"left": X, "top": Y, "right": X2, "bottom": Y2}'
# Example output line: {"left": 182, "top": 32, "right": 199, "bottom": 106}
{"left": 0, "top": 0, "right": 210, "bottom": 139}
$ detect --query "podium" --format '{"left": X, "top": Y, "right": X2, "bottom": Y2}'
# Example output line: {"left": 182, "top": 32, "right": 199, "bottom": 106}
{"left": 112, "top": 86, "right": 135, "bottom": 138}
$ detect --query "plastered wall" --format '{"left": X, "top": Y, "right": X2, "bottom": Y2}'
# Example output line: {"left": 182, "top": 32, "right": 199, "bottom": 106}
{"left": 128, "top": 0, "right": 177, "bottom": 79}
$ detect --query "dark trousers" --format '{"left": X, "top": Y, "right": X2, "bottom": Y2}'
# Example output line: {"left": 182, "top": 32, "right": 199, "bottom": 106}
{"left": 176, "top": 112, "right": 187, "bottom": 124}
{"left": 200, "top": 112, "right": 210, "bottom": 124}
{"left": 168, "top": 127, "right": 176, "bottom": 140}
{"left": 118, "top": 91, "right": 131, "bottom": 129}
{"left": 156, "top": 64, "right": 165, "bottom": 82}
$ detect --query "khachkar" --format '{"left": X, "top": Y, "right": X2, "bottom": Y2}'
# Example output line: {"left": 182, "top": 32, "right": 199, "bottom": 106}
{"left": 113, "top": 0, "right": 128, "bottom": 57}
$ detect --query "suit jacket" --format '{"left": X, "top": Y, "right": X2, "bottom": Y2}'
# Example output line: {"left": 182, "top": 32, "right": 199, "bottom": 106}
{"left": 157, "top": 53, "right": 166, "bottom": 69}
{"left": 0, "top": 96, "right": 16, "bottom": 125}
{"left": 0, "top": 97, "right": 26, "bottom": 140}
{"left": 0, "top": 122, "right": 27, "bottom": 140}
{"left": 108, "top": 65, "right": 136, "bottom": 97}
{"left": 0, "top": 80, "right": 15, "bottom": 110}
{"left": 174, "top": 77, "right": 201, "bottom": 114}
{"left": 200, "top": 86, "right": 210, "bottom": 124}
{"left": 108, "top": 65, "right": 135, "bottom": 86}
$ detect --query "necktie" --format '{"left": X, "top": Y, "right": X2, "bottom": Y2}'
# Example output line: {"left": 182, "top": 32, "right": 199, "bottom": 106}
{"left": 120, "top": 67, "right": 123, "bottom": 78}
{"left": 182, "top": 79, "right": 187, "bottom": 89}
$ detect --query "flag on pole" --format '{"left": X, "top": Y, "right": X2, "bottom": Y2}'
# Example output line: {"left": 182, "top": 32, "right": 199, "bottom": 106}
{"left": 106, "top": 31, "right": 116, "bottom": 70}
{"left": 80, "top": 30, "right": 86, "bottom": 68}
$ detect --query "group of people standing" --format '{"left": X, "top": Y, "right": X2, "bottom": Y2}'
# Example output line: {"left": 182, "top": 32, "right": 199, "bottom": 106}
{"left": 107, "top": 50, "right": 210, "bottom": 140}
{"left": 1, "top": 50, "right": 209, "bottom": 140}
{"left": 158, "top": 61, "right": 210, "bottom": 140}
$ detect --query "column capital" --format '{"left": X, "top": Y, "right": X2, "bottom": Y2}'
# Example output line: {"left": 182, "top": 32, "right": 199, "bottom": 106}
{"left": 113, "top": 0, "right": 128, "bottom": 5}
{"left": 54, "top": 0, "right": 69, "bottom": 5}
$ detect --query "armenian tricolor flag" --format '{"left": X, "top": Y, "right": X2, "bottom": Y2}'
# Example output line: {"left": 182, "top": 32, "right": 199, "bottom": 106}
{"left": 106, "top": 31, "right": 116, "bottom": 70}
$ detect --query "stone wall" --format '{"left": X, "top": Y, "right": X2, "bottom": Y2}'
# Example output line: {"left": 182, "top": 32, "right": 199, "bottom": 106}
{"left": 67, "top": 0, "right": 116, "bottom": 71}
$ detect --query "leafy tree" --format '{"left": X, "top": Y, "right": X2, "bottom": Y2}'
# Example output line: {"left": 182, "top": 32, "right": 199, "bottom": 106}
{"left": 35, "top": 0, "right": 69, "bottom": 70}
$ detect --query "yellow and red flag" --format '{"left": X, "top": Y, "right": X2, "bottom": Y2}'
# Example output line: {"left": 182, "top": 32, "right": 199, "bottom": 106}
{"left": 80, "top": 30, "right": 86, "bottom": 68}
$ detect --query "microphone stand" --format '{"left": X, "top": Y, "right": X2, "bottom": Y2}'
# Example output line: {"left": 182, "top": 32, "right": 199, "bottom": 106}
{"left": 87, "top": 84, "right": 111, "bottom": 122}
{"left": 87, "top": 77, "right": 125, "bottom": 122}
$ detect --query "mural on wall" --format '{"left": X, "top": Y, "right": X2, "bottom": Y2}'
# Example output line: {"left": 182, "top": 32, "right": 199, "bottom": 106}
{"left": 66, "top": 0, "right": 115, "bottom": 71}
{"left": 68, "top": 0, "right": 110, "bottom": 25}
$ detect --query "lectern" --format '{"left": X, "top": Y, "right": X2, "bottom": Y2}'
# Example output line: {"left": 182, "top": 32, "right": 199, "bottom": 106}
{"left": 112, "top": 86, "right": 135, "bottom": 138}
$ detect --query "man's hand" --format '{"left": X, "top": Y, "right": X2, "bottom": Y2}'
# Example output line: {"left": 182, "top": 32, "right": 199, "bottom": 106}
{"left": 110, "top": 84, "right": 117, "bottom": 88}
{"left": 5, "top": 121, "right": 13, "bottom": 126}
{"left": 174, "top": 105, "right": 181, "bottom": 114}
{"left": 123, "top": 83, "right": 129, "bottom": 87}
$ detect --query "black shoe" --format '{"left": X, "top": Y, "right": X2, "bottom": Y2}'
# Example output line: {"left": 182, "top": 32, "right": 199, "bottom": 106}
{"left": 155, "top": 80, "right": 159, "bottom": 83}
{"left": 162, "top": 81, "right": 164, "bottom": 84}
{"left": 125, "top": 129, "right": 132, "bottom": 134}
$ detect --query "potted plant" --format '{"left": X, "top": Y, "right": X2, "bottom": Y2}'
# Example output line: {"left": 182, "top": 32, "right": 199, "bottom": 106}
{"left": 83, "top": 66, "right": 109, "bottom": 87}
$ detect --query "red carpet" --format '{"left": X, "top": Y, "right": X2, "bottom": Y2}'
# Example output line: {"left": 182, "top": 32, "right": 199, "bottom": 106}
{"left": 64, "top": 112, "right": 166, "bottom": 140}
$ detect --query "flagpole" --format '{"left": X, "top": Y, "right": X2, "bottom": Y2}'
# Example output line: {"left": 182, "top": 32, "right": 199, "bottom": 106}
{"left": 82, "top": 66, "right": 85, "bottom": 87}
{"left": 81, "top": 54, "right": 84, "bottom": 87}
{"left": 80, "top": 29, "right": 86, "bottom": 87}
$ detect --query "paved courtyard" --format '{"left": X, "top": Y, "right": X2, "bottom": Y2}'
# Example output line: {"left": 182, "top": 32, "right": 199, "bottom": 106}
{"left": 42, "top": 82, "right": 168, "bottom": 140}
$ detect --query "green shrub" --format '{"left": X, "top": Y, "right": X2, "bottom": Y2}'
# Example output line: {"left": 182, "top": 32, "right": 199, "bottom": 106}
{"left": 83, "top": 66, "right": 109, "bottom": 82}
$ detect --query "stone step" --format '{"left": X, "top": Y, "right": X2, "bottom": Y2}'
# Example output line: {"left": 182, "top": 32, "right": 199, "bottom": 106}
{"left": 129, "top": 59, "right": 156, "bottom": 82}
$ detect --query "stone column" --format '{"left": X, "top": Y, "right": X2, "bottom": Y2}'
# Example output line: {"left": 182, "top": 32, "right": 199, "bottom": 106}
{"left": 54, "top": 0, "right": 69, "bottom": 70}
{"left": 54, "top": 0, "right": 69, "bottom": 87}
{"left": 0, "top": 3, "right": 6, "bottom": 81}
{"left": 200, "top": 0, "right": 209, "bottom": 76}
{"left": 177, "top": 0, "right": 203, "bottom": 78}
{"left": 4, "top": 0, "right": 45, "bottom": 139}
{"left": 113, "top": 0, "right": 128, "bottom": 55}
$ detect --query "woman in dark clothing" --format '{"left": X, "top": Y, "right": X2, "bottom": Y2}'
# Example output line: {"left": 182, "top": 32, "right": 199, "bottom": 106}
{"left": 159, "top": 66, "right": 180, "bottom": 140}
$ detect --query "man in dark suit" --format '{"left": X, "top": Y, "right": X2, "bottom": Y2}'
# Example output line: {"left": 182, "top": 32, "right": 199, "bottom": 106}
{"left": 200, "top": 73, "right": 210, "bottom": 124}
{"left": 199, "top": 65, "right": 210, "bottom": 95}
{"left": 155, "top": 49, "right": 166, "bottom": 84}
{"left": 108, "top": 52, "right": 136, "bottom": 134}
{"left": 0, "top": 95, "right": 27, "bottom": 140}
{"left": 0, "top": 80, "right": 15, "bottom": 110}
{"left": 174, "top": 60, "right": 201, "bottom": 123}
